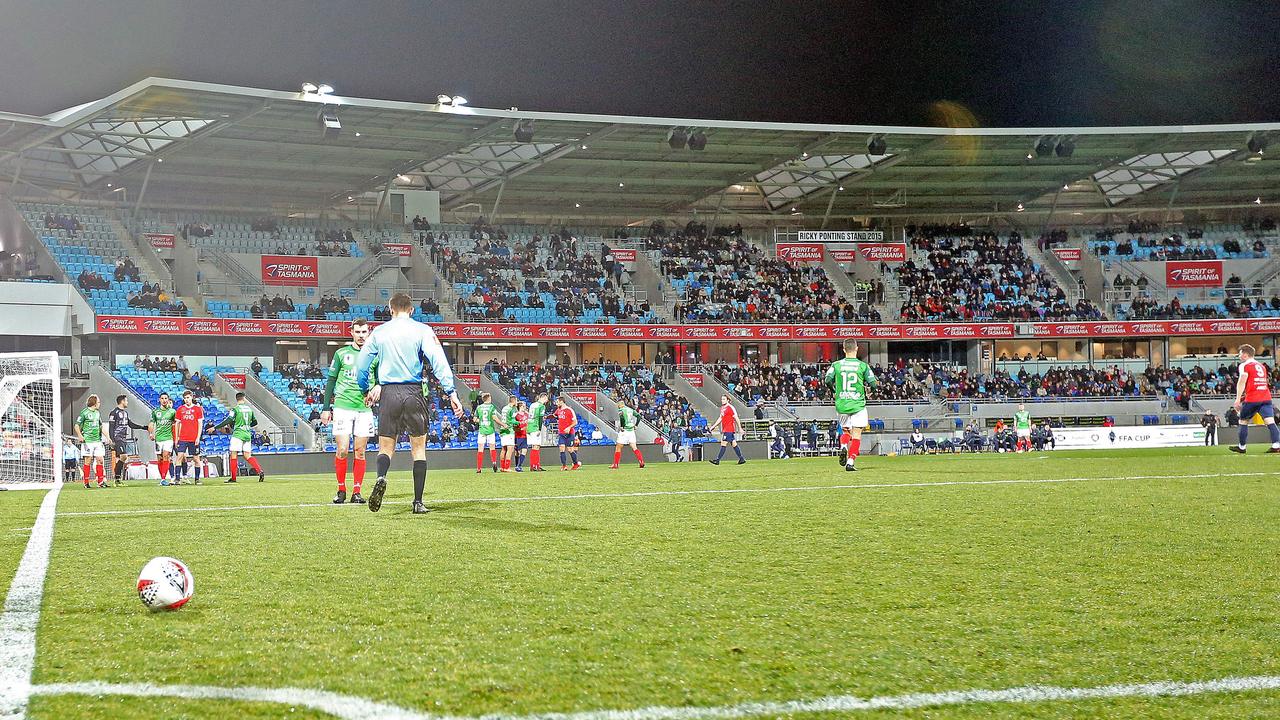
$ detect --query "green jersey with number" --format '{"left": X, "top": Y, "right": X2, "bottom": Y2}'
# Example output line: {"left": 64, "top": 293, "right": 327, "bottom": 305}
{"left": 77, "top": 407, "right": 102, "bottom": 442}
{"left": 229, "top": 403, "right": 256, "bottom": 442}
{"left": 618, "top": 406, "right": 638, "bottom": 430}
{"left": 500, "top": 405, "right": 518, "bottom": 437}
{"left": 1014, "top": 410, "right": 1032, "bottom": 430}
{"left": 529, "top": 401, "right": 546, "bottom": 430}
{"left": 476, "top": 403, "right": 496, "bottom": 434}
{"left": 151, "top": 407, "right": 176, "bottom": 442}
{"left": 823, "top": 357, "right": 877, "bottom": 414}
{"left": 329, "top": 344, "right": 376, "bottom": 411}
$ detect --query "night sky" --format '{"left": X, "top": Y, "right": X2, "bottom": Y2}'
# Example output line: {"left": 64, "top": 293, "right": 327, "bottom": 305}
{"left": 1, "top": 0, "right": 1277, "bottom": 127}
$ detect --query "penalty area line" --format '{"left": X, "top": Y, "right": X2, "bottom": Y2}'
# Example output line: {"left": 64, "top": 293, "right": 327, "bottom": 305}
{"left": 54, "top": 470, "right": 1279, "bottom": 519}
{"left": 28, "top": 674, "right": 1280, "bottom": 720}
{"left": 0, "top": 483, "right": 61, "bottom": 720}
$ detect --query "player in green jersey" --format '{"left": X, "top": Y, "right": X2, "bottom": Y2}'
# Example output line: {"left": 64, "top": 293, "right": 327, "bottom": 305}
{"left": 148, "top": 392, "right": 178, "bottom": 485}
{"left": 823, "top": 339, "right": 878, "bottom": 472}
{"left": 73, "top": 394, "right": 106, "bottom": 488}
{"left": 1013, "top": 403, "right": 1033, "bottom": 453}
{"left": 527, "top": 392, "right": 548, "bottom": 471}
{"left": 215, "top": 392, "right": 264, "bottom": 483}
{"left": 474, "top": 392, "right": 501, "bottom": 473}
{"left": 321, "top": 318, "right": 375, "bottom": 504}
{"left": 610, "top": 398, "right": 645, "bottom": 469}
{"left": 499, "top": 396, "right": 520, "bottom": 472}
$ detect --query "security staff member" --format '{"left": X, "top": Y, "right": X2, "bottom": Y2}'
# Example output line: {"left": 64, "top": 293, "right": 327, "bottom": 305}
{"left": 356, "top": 293, "right": 463, "bottom": 514}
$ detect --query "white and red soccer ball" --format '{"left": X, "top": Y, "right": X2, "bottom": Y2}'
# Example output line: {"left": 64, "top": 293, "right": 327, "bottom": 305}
{"left": 137, "top": 556, "right": 194, "bottom": 611}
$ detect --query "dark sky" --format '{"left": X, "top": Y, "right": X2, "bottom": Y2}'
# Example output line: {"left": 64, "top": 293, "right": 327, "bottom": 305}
{"left": 1, "top": 0, "right": 1277, "bottom": 127}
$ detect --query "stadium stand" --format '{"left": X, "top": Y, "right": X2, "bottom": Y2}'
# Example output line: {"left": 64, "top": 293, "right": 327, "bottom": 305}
{"left": 1087, "top": 223, "right": 1270, "bottom": 261}
{"left": 133, "top": 212, "right": 366, "bottom": 257}
{"left": 17, "top": 202, "right": 189, "bottom": 316}
{"left": 649, "top": 230, "right": 877, "bottom": 323}
{"left": 431, "top": 221, "right": 654, "bottom": 323}
{"left": 895, "top": 225, "right": 1101, "bottom": 322}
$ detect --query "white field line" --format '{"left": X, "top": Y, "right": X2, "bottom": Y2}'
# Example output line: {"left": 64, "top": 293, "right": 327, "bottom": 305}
{"left": 0, "top": 483, "right": 61, "bottom": 720}
{"left": 55, "top": 471, "right": 1278, "bottom": 519}
{"left": 28, "top": 674, "right": 1280, "bottom": 720}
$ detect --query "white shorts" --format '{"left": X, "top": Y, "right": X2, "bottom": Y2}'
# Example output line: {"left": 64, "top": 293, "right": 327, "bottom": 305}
{"left": 527, "top": 429, "right": 544, "bottom": 447}
{"left": 839, "top": 409, "right": 869, "bottom": 430}
{"left": 155, "top": 440, "right": 174, "bottom": 453}
{"left": 616, "top": 430, "right": 637, "bottom": 446}
{"left": 83, "top": 441, "right": 105, "bottom": 458}
{"left": 477, "top": 433, "right": 497, "bottom": 450}
{"left": 1016, "top": 428, "right": 1032, "bottom": 439}
{"left": 332, "top": 407, "right": 376, "bottom": 438}
{"left": 500, "top": 433, "right": 516, "bottom": 448}
{"left": 230, "top": 437, "right": 252, "bottom": 453}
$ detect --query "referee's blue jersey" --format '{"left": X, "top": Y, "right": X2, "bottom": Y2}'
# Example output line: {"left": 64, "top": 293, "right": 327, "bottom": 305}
{"left": 355, "top": 316, "right": 456, "bottom": 393}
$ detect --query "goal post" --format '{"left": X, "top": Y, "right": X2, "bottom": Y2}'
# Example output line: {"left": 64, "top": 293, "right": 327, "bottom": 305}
{"left": 0, "top": 351, "right": 61, "bottom": 487}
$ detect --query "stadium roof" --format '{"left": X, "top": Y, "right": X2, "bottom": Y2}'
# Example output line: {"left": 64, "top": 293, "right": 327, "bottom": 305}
{"left": 0, "top": 77, "right": 1276, "bottom": 225}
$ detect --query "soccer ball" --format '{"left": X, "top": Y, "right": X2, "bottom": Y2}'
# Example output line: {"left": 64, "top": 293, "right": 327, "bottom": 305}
{"left": 137, "top": 556, "right": 194, "bottom": 611}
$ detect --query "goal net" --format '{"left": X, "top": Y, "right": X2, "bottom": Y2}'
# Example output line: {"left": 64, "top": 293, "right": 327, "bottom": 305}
{"left": 0, "top": 351, "right": 61, "bottom": 486}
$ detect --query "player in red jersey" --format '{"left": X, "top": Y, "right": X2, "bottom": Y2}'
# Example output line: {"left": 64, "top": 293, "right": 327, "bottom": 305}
{"left": 1231, "top": 344, "right": 1280, "bottom": 453}
{"left": 173, "top": 390, "right": 205, "bottom": 484}
{"left": 707, "top": 394, "right": 746, "bottom": 465}
{"left": 555, "top": 396, "right": 581, "bottom": 470}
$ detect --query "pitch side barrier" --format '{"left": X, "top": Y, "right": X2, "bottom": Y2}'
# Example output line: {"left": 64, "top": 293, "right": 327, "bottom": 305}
{"left": 90, "top": 316, "right": 1280, "bottom": 341}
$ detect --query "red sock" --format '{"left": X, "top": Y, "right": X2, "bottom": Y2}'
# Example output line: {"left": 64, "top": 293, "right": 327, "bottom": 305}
{"left": 490, "top": 449, "right": 498, "bottom": 464}
{"left": 335, "top": 456, "right": 348, "bottom": 492}
{"left": 83, "top": 462, "right": 91, "bottom": 484}
{"left": 352, "top": 457, "right": 365, "bottom": 492}
{"left": 247, "top": 457, "right": 263, "bottom": 474}
{"left": 613, "top": 449, "right": 621, "bottom": 466}
{"left": 477, "top": 451, "right": 484, "bottom": 470}
{"left": 230, "top": 458, "right": 237, "bottom": 481}
{"left": 95, "top": 463, "right": 104, "bottom": 483}
{"left": 634, "top": 449, "right": 644, "bottom": 463}
{"left": 849, "top": 438, "right": 861, "bottom": 459}
{"left": 159, "top": 460, "right": 169, "bottom": 480}
{"left": 530, "top": 447, "right": 540, "bottom": 468}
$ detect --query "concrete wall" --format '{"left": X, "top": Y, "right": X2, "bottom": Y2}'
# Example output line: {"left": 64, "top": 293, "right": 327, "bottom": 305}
{"left": 0, "top": 282, "right": 89, "bottom": 337}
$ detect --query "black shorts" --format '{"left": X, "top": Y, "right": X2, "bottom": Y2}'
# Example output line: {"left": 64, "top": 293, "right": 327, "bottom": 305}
{"left": 377, "top": 383, "right": 429, "bottom": 438}
{"left": 111, "top": 439, "right": 130, "bottom": 456}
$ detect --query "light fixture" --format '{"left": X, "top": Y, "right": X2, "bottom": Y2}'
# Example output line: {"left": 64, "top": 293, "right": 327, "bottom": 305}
{"left": 1054, "top": 136, "right": 1075, "bottom": 157}
{"left": 354, "top": 132, "right": 361, "bottom": 137}
{"left": 1248, "top": 133, "right": 1269, "bottom": 154}
{"left": 580, "top": 144, "right": 588, "bottom": 150}
{"left": 317, "top": 84, "right": 334, "bottom": 95}
{"left": 398, "top": 175, "right": 411, "bottom": 182}
{"left": 867, "top": 134, "right": 887, "bottom": 155}
{"left": 666, "top": 127, "right": 689, "bottom": 150}
{"left": 1256, "top": 197, "right": 1264, "bottom": 204}
{"left": 1016, "top": 202, "right": 1025, "bottom": 211}
{"left": 574, "top": 203, "right": 581, "bottom": 208}
{"left": 618, "top": 182, "right": 625, "bottom": 188}
{"left": 514, "top": 119, "right": 535, "bottom": 143}
{"left": 451, "top": 96, "right": 467, "bottom": 106}
{"left": 302, "top": 83, "right": 319, "bottom": 94}
{"left": 686, "top": 130, "right": 707, "bottom": 151}
{"left": 837, "top": 185, "right": 845, "bottom": 191}
{"left": 1063, "top": 184, "right": 1070, "bottom": 190}
{"left": 1034, "top": 136, "right": 1055, "bottom": 158}
{"left": 106, "top": 183, "right": 112, "bottom": 187}
{"left": 1026, "top": 153, "right": 1034, "bottom": 160}
{"left": 319, "top": 107, "right": 341, "bottom": 138}
{"left": 437, "top": 94, "right": 451, "bottom": 104}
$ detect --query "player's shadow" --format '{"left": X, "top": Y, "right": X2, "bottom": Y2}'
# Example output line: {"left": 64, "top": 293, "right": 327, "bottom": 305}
{"left": 423, "top": 503, "right": 592, "bottom": 534}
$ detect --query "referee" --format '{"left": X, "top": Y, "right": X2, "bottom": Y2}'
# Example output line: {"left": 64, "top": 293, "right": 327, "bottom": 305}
{"left": 355, "top": 292, "right": 463, "bottom": 514}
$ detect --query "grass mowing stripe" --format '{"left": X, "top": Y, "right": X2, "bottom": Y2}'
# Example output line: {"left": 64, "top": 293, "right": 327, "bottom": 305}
{"left": 54, "top": 470, "right": 1280, "bottom": 519}
{"left": 28, "top": 674, "right": 1280, "bottom": 720}
{"left": 0, "top": 485, "right": 60, "bottom": 720}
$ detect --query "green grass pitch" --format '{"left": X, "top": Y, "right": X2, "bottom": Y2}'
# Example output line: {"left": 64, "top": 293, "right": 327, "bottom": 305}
{"left": 8, "top": 447, "right": 1280, "bottom": 719}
